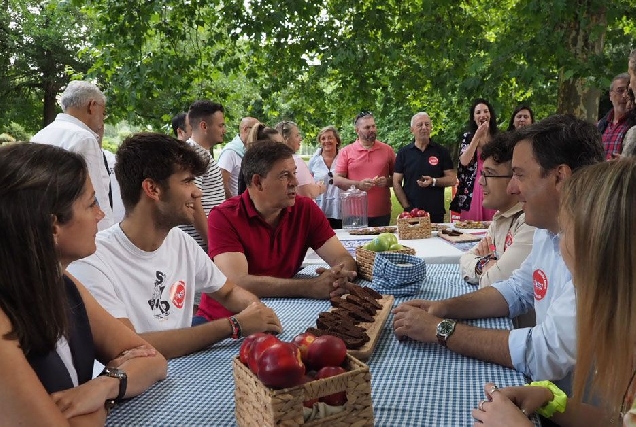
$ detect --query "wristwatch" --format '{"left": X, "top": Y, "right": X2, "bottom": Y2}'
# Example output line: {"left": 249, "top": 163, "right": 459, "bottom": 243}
{"left": 100, "top": 367, "right": 128, "bottom": 403}
{"left": 436, "top": 319, "right": 457, "bottom": 347}
{"left": 432, "top": 177, "right": 437, "bottom": 187}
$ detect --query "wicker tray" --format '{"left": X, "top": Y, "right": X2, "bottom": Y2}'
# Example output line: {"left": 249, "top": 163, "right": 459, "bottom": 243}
{"left": 234, "top": 354, "right": 374, "bottom": 427}
{"left": 355, "top": 245, "right": 416, "bottom": 281}
{"left": 397, "top": 216, "right": 432, "bottom": 240}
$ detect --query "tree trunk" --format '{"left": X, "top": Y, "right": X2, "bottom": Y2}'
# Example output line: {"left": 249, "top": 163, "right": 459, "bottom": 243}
{"left": 42, "top": 83, "right": 58, "bottom": 127}
{"left": 556, "top": 4, "right": 606, "bottom": 122}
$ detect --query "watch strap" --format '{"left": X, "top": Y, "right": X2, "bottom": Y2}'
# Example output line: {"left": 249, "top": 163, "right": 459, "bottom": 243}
{"left": 436, "top": 319, "right": 457, "bottom": 347}
{"left": 100, "top": 367, "right": 127, "bottom": 402}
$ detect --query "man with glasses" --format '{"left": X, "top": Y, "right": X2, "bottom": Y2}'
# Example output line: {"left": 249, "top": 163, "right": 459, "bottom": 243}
{"left": 597, "top": 73, "right": 634, "bottom": 159}
{"left": 393, "top": 112, "right": 456, "bottom": 223}
{"left": 218, "top": 116, "right": 259, "bottom": 199}
{"left": 195, "top": 141, "right": 357, "bottom": 323}
{"left": 393, "top": 115, "right": 604, "bottom": 394}
{"left": 459, "top": 132, "right": 535, "bottom": 288}
{"left": 32, "top": 80, "right": 114, "bottom": 231}
{"left": 334, "top": 111, "right": 396, "bottom": 226}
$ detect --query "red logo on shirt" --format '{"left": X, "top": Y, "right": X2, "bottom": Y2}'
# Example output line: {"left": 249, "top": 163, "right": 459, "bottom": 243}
{"left": 504, "top": 231, "right": 513, "bottom": 251}
{"left": 429, "top": 156, "right": 439, "bottom": 166}
{"left": 533, "top": 270, "right": 548, "bottom": 301}
{"left": 170, "top": 281, "right": 186, "bottom": 309}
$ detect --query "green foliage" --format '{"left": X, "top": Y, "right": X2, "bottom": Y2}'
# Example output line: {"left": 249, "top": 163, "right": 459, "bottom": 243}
{"left": 2, "top": 0, "right": 93, "bottom": 132}
{"left": 3, "top": 0, "right": 633, "bottom": 154}
{"left": 2, "top": 122, "right": 31, "bottom": 142}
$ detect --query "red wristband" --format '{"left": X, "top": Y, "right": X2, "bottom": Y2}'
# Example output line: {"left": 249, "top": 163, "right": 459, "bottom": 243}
{"left": 228, "top": 316, "right": 242, "bottom": 339}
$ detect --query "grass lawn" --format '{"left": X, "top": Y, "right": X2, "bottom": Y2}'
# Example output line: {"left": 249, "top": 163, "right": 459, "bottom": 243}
{"left": 389, "top": 187, "right": 452, "bottom": 225}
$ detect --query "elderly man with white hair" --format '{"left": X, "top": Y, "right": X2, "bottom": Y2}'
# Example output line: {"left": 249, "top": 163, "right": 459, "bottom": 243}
{"left": 393, "top": 112, "right": 456, "bottom": 223}
{"left": 32, "top": 80, "right": 113, "bottom": 230}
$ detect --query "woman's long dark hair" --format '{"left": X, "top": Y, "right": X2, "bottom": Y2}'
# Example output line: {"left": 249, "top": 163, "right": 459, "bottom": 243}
{"left": 468, "top": 98, "right": 498, "bottom": 136}
{"left": 0, "top": 143, "right": 88, "bottom": 355}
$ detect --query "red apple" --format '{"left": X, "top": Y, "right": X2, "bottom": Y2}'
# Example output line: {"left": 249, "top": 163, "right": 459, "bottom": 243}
{"left": 411, "top": 208, "right": 428, "bottom": 218}
{"left": 300, "top": 375, "right": 318, "bottom": 408}
{"left": 291, "top": 332, "right": 316, "bottom": 363}
{"left": 305, "top": 335, "right": 347, "bottom": 370}
{"left": 248, "top": 334, "right": 280, "bottom": 374}
{"left": 398, "top": 212, "right": 412, "bottom": 219}
{"left": 257, "top": 342, "right": 306, "bottom": 389}
{"left": 240, "top": 332, "right": 268, "bottom": 365}
{"left": 316, "top": 366, "right": 347, "bottom": 406}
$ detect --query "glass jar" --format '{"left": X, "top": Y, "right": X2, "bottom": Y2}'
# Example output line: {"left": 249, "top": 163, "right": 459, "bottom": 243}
{"left": 340, "top": 185, "right": 368, "bottom": 229}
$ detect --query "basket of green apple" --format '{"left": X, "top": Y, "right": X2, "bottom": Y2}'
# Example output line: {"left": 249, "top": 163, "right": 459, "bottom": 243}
{"left": 355, "top": 233, "right": 415, "bottom": 281}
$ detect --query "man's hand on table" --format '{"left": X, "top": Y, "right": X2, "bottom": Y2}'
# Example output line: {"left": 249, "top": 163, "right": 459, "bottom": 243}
{"left": 391, "top": 302, "right": 442, "bottom": 343}
{"left": 234, "top": 302, "right": 282, "bottom": 335}
{"left": 395, "top": 299, "right": 448, "bottom": 317}
{"left": 313, "top": 263, "right": 357, "bottom": 299}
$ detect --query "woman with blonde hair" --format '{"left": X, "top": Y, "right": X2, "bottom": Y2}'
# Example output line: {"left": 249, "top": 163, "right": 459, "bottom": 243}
{"left": 0, "top": 143, "right": 166, "bottom": 425}
{"left": 473, "top": 158, "right": 636, "bottom": 426}
{"left": 276, "top": 121, "right": 326, "bottom": 199}
{"left": 308, "top": 125, "right": 343, "bottom": 228}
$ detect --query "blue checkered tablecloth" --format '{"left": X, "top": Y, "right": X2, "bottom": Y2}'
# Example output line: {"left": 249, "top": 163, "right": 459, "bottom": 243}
{"left": 107, "top": 264, "right": 539, "bottom": 426}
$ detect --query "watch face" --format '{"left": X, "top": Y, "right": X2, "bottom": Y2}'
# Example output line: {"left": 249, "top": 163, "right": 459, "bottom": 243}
{"left": 437, "top": 320, "right": 454, "bottom": 336}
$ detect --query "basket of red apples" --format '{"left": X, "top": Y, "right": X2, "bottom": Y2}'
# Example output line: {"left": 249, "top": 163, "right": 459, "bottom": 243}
{"left": 233, "top": 332, "right": 374, "bottom": 427}
{"left": 396, "top": 208, "right": 432, "bottom": 239}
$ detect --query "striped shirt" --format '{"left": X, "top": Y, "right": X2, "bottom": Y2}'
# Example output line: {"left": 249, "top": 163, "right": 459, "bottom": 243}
{"left": 179, "top": 139, "right": 225, "bottom": 250}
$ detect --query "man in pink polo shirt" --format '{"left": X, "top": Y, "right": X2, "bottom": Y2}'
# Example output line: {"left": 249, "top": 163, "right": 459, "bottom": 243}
{"left": 334, "top": 111, "right": 396, "bottom": 226}
{"left": 195, "top": 141, "right": 357, "bottom": 322}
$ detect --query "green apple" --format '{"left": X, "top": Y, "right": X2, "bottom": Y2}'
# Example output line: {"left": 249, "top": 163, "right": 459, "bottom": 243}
{"left": 376, "top": 233, "right": 397, "bottom": 250}
{"left": 370, "top": 236, "right": 390, "bottom": 252}
{"left": 388, "top": 243, "right": 404, "bottom": 251}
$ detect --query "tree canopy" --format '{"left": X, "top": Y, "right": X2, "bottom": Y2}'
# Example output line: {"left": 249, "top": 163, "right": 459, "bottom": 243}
{"left": 3, "top": 0, "right": 634, "bottom": 151}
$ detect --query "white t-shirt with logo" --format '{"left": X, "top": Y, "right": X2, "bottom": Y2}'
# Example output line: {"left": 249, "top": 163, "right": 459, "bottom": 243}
{"left": 68, "top": 225, "right": 226, "bottom": 333}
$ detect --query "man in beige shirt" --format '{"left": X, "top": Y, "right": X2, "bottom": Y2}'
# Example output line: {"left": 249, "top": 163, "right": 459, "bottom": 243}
{"left": 459, "top": 133, "right": 535, "bottom": 288}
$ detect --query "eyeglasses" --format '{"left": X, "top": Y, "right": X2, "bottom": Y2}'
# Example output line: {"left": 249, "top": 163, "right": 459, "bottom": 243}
{"left": 479, "top": 170, "right": 512, "bottom": 184}
{"left": 611, "top": 87, "right": 628, "bottom": 95}
{"left": 354, "top": 111, "right": 373, "bottom": 124}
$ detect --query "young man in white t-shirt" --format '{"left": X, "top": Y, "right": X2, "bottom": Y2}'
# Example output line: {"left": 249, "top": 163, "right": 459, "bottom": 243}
{"left": 69, "top": 132, "right": 282, "bottom": 359}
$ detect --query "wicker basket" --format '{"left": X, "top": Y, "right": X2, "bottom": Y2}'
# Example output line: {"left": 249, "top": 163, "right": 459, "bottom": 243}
{"left": 397, "top": 216, "right": 432, "bottom": 240}
{"left": 233, "top": 354, "right": 374, "bottom": 427}
{"left": 355, "top": 245, "right": 416, "bottom": 281}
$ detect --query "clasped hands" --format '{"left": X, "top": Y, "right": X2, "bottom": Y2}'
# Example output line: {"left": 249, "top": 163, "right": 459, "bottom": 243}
{"left": 314, "top": 263, "right": 357, "bottom": 299}
{"left": 357, "top": 175, "right": 388, "bottom": 191}
{"left": 392, "top": 299, "right": 445, "bottom": 343}
{"left": 471, "top": 382, "right": 550, "bottom": 426}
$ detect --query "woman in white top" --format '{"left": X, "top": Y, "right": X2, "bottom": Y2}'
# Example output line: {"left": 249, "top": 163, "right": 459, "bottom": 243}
{"left": 276, "top": 121, "right": 326, "bottom": 199}
{"left": 308, "top": 125, "right": 343, "bottom": 229}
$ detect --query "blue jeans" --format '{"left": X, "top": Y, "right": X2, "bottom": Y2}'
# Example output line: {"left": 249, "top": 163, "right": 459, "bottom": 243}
{"left": 191, "top": 315, "right": 209, "bottom": 327}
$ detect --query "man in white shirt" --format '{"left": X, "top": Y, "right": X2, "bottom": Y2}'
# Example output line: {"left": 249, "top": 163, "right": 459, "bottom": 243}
{"left": 392, "top": 115, "right": 604, "bottom": 393}
{"left": 31, "top": 80, "right": 114, "bottom": 231}
{"left": 178, "top": 100, "right": 227, "bottom": 251}
{"left": 459, "top": 132, "right": 535, "bottom": 288}
{"left": 218, "top": 116, "right": 258, "bottom": 198}
{"left": 68, "top": 132, "right": 282, "bottom": 359}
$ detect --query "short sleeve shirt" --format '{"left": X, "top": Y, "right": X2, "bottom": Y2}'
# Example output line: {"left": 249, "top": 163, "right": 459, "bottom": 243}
{"left": 394, "top": 140, "right": 453, "bottom": 215}
{"left": 335, "top": 140, "right": 395, "bottom": 217}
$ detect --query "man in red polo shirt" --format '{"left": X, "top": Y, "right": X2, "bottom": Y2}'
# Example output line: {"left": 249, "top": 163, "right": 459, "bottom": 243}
{"left": 333, "top": 111, "right": 396, "bottom": 226}
{"left": 196, "top": 141, "right": 357, "bottom": 322}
